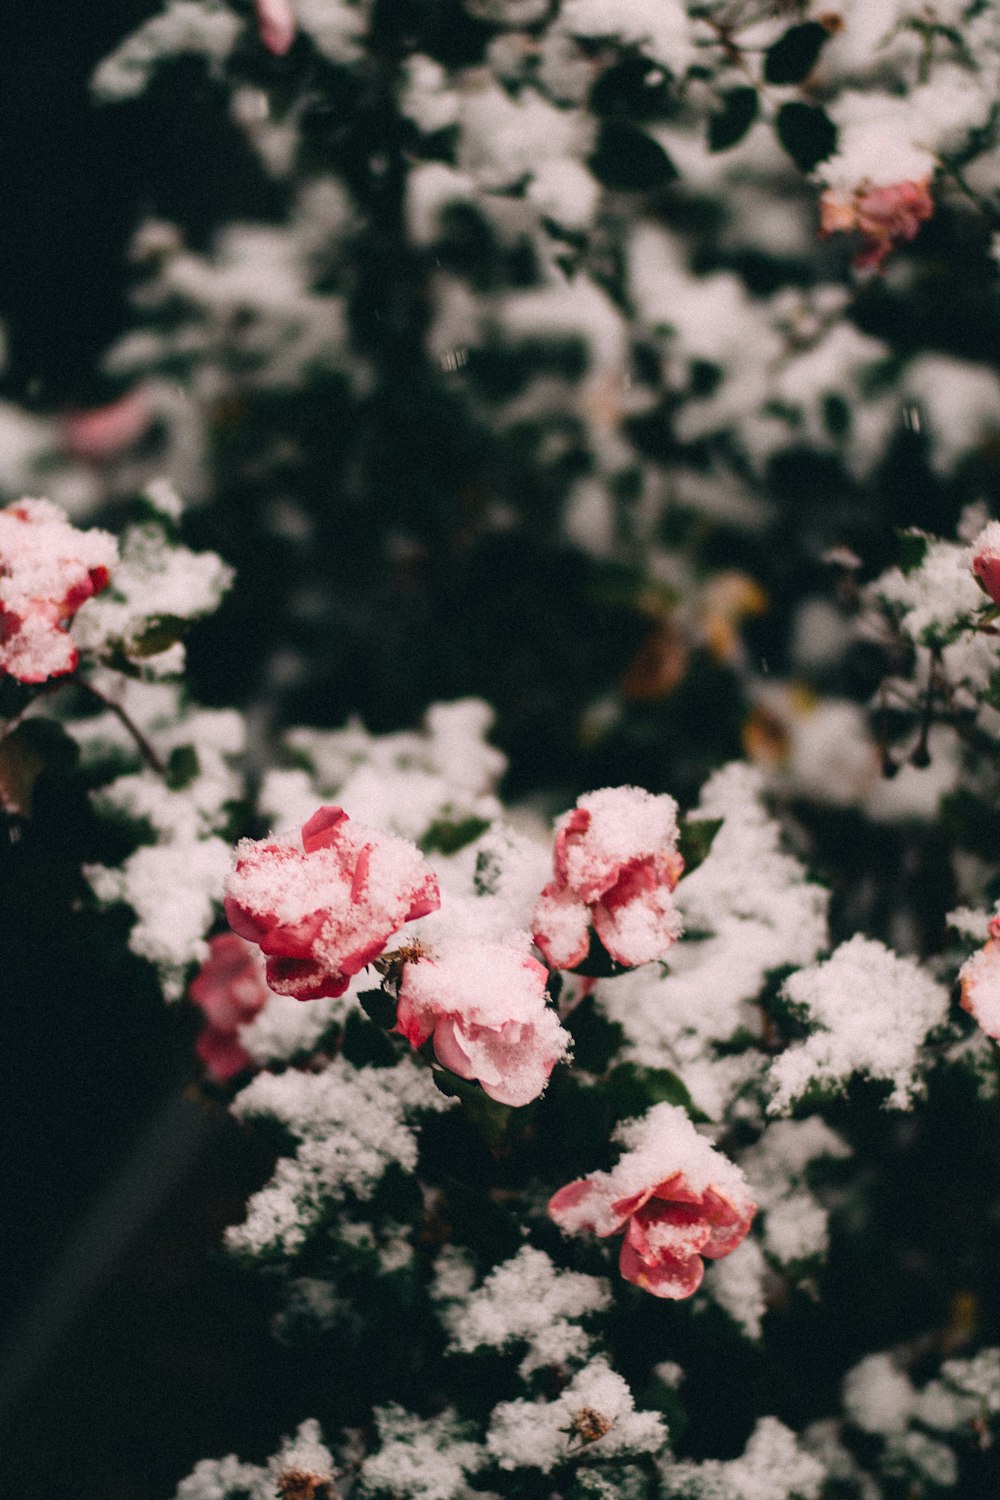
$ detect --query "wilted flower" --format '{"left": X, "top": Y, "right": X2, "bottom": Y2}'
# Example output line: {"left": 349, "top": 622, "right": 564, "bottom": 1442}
{"left": 225, "top": 805, "right": 441, "bottom": 1000}
{"left": 189, "top": 932, "right": 271, "bottom": 1081}
{"left": 549, "top": 1103, "right": 755, "bottom": 1298}
{"left": 532, "top": 786, "right": 683, "bottom": 971}
{"left": 395, "top": 938, "right": 571, "bottom": 1107}
{"left": 959, "top": 914, "right": 1000, "bottom": 1040}
{"left": 819, "top": 179, "right": 934, "bottom": 271}
{"left": 0, "top": 497, "right": 118, "bottom": 684}
{"left": 971, "top": 521, "right": 1000, "bottom": 607}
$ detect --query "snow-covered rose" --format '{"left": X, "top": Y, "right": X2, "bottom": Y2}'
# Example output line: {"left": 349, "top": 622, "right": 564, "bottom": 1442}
{"left": 532, "top": 786, "right": 683, "bottom": 970}
{"left": 959, "top": 914, "right": 1000, "bottom": 1040}
{"left": 819, "top": 180, "right": 934, "bottom": 272}
{"left": 189, "top": 932, "right": 271, "bottom": 1081}
{"left": 396, "top": 939, "right": 571, "bottom": 1107}
{"left": 225, "top": 805, "right": 441, "bottom": 1001}
{"left": 549, "top": 1104, "right": 755, "bottom": 1298}
{"left": 0, "top": 498, "right": 118, "bottom": 683}
{"left": 971, "top": 521, "right": 1000, "bottom": 607}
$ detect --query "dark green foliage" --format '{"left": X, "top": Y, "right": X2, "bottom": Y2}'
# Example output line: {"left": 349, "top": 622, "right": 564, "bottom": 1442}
{"left": 764, "top": 23, "right": 830, "bottom": 85}
{"left": 588, "top": 124, "right": 678, "bottom": 192}
{"left": 708, "top": 87, "right": 758, "bottom": 152}
{"left": 775, "top": 101, "right": 837, "bottom": 171}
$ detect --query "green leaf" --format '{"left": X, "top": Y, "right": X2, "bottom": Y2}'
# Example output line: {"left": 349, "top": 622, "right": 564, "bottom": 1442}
{"left": 124, "top": 613, "right": 189, "bottom": 659}
{"left": 678, "top": 816, "right": 723, "bottom": 876}
{"left": 897, "top": 529, "right": 929, "bottom": 576}
{"left": 342, "top": 1008, "right": 399, "bottom": 1067}
{"left": 775, "top": 101, "right": 837, "bottom": 172}
{"left": 566, "top": 993, "right": 626, "bottom": 1073}
{"left": 589, "top": 123, "right": 677, "bottom": 192}
{"left": 420, "top": 815, "right": 491, "bottom": 856}
{"left": 164, "top": 743, "right": 200, "bottom": 790}
{"left": 358, "top": 986, "right": 399, "bottom": 1030}
{"left": 708, "top": 87, "right": 758, "bottom": 152}
{"left": 606, "top": 1062, "right": 702, "bottom": 1122}
{"left": 764, "top": 22, "right": 829, "bottom": 85}
{"left": 0, "top": 719, "right": 78, "bottom": 817}
{"left": 433, "top": 1068, "right": 515, "bottom": 1150}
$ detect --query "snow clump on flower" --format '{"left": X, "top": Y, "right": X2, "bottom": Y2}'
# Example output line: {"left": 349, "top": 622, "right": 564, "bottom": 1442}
{"left": 549, "top": 1102, "right": 755, "bottom": 1298}
{"left": 532, "top": 786, "right": 684, "bottom": 971}
{"left": 396, "top": 938, "right": 571, "bottom": 1107}
{"left": 360, "top": 1405, "right": 485, "bottom": 1500}
{"left": 0, "top": 497, "right": 117, "bottom": 683}
{"left": 225, "top": 805, "right": 441, "bottom": 1000}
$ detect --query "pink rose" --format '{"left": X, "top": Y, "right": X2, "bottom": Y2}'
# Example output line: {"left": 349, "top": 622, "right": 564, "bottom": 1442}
{"left": 971, "top": 522, "right": 1000, "bottom": 607}
{"left": 396, "top": 940, "right": 571, "bottom": 1107}
{"left": 0, "top": 498, "right": 118, "bottom": 683}
{"left": 224, "top": 805, "right": 441, "bottom": 1001}
{"left": 189, "top": 932, "right": 271, "bottom": 1081}
{"left": 959, "top": 914, "right": 1000, "bottom": 1040}
{"left": 548, "top": 1103, "right": 755, "bottom": 1298}
{"left": 62, "top": 386, "right": 153, "bottom": 463}
{"left": 254, "top": 0, "right": 296, "bottom": 55}
{"left": 819, "top": 179, "right": 934, "bottom": 272}
{"left": 532, "top": 787, "right": 684, "bottom": 971}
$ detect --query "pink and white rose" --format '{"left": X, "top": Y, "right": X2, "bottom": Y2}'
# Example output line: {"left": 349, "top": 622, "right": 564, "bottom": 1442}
{"left": 959, "top": 914, "right": 1000, "bottom": 1040}
{"left": 819, "top": 179, "right": 934, "bottom": 272}
{"left": 532, "top": 786, "right": 684, "bottom": 971}
{"left": 189, "top": 932, "right": 271, "bottom": 1081}
{"left": 971, "top": 521, "right": 1000, "bottom": 607}
{"left": 395, "top": 939, "right": 571, "bottom": 1107}
{"left": 549, "top": 1104, "right": 755, "bottom": 1299}
{"left": 224, "top": 805, "right": 441, "bottom": 1001}
{"left": 0, "top": 498, "right": 118, "bottom": 684}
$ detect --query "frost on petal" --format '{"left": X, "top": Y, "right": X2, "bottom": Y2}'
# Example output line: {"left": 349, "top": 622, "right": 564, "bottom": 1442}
{"left": 0, "top": 498, "right": 117, "bottom": 683}
{"left": 396, "top": 938, "right": 571, "bottom": 1106}
{"left": 225, "top": 807, "right": 441, "bottom": 1000}
{"left": 533, "top": 787, "right": 683, "bottom": 972}
{"left": 768, "top": 936, "right": 950, "bottom": 1113}
{"left": 549, "top": 1103, "right": 755, "bottom": 1299}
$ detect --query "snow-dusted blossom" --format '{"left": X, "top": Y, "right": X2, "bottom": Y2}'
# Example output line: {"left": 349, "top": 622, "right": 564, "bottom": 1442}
{"left": 225, "top": 805, "right": 441, "bottom": 1000}
{"left": 396, "top": 939, "right": 571, "bottom": 1107}
{"left": 959, "top": 914, "right": 1000, "bottom": 1040}
{"left": 549, "top": 1103, "right": 755, "bottom": 1298}
{"left": 189, "top": 932, "right": 271, "bottom": 1081}
{"left": 0, "top": 498, "right": 117, "bottom": 683}
{"left": 819, "top": 179, "right": 934, "bottom": 271}
{"left": 970, "top": 520, "right": 1000, "bottom": 608}
{"left": 532, "top": 786, "right": 684, "bottom": 971}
